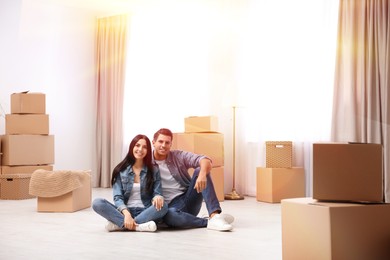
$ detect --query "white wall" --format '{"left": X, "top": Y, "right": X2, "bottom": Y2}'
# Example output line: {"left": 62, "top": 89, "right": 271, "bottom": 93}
{"left": 0, "top": 0, "right": 97, "bottom": 173}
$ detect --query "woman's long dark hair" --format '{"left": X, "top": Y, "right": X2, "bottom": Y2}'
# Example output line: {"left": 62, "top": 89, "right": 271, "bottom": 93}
{"left": 111, "top": 134, "right": 154, "bottom": 193}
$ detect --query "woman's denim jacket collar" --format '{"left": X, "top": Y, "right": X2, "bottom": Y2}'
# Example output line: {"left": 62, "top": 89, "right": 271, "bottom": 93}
{"left": 112, "top": 164, "right": 163, "bottom": 212}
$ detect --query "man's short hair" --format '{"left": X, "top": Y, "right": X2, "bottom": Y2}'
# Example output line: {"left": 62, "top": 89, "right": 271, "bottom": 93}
{"left": 153, "top": 128, "right": 173, "bottom": 141}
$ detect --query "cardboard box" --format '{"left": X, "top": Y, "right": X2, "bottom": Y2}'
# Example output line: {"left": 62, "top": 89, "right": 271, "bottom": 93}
{"left": 5, "top": 114, "right": 49, "bottom": 135}
{"left": 1, "top": 165, "right": 53, "bottom": 175}
{"left": 11, "top": 92, "right": 46, "bottom": 114}
{"left": 184, "top": 116, "right": 218, "bottom": 133}
{"left": 266, "top": 141, "right": 293, "bottom": 168}
{"left": 37, "top": 171, "right": 91, "bottom": 212}
{"left": 281, "top": 198, "right": 390, "bottom": 260}
{"left": 211, "top": 166, "right": 224, "bottom": 202}
{"left": 256, "top": 167, "right": 305, "bottom": 203}
{"left": 313, "top": 143, "right": 383, "bottom": 203}
{"left": 172, "top": 133, "right": 224, "bottom": 167}
{"left": 1, "top": 135, "right": 55, "bottom": 166}
{"left": 0, "top": 173, "right": 35, "bottom": 199}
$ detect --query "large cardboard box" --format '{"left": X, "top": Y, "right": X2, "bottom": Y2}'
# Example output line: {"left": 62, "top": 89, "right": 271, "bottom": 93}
{"left": 211, "top": 166, "right": 224, "bottom": 202}
{"left": 0, "top": 173, "right": 35, "bottom": 200}
{"left": 189, "top": 166, "right": 224, "bottom": 201}
{"left": 184, "top": 116, "right": 218, "bottom": 133}
{"left": 281, "top": 198, "right": 390, "bottom": 260}
{"left": 11, "top": 92, "right": 46, "bottom": 114}
{"left": 256, "top": 167, "right": 305, "bottom": 203}
{"left": 1, "top": 135, "right": 55, "bottom": 166}
{"left": 172, "top": 133, "right": 224, "bottom": 167}
{"left": 5, "top": 114, "right": 49, "bottom": 135}
{"left": 1, "top": 165, "right": 53, "bottom": 175}
{"left": 313, "top": 143, "right": 383, "bottom": 203}
{"left": 36, "top": 171, "right": 91, "bottom": 212}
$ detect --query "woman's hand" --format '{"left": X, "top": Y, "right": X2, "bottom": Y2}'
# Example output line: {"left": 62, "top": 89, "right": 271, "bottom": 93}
{"left": 152, "top": 195, "right": 164, "bottom": 211}
{"left": 122, "top": 209, "right": 136, "bottom": 230}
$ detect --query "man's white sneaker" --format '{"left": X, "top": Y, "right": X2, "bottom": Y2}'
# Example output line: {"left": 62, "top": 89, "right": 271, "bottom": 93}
{"left": 207, "top": 214, "right": 233, "bottom": 231}
{"left": 221, "top": 213, "right": 234, "bottom": 224}
{"left": 105, "top": 221, "right": 123, "bottom": 232}
{"left": 136, "top": 221, "right": 157, "bottom": 232}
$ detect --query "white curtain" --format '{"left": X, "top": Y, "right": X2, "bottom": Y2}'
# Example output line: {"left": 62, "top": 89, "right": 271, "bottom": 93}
{"left": 95, "top": 14, "right": 128, "bottom": 187}
{"left": 123, "top": 0, "right": 339, "bottom": 196}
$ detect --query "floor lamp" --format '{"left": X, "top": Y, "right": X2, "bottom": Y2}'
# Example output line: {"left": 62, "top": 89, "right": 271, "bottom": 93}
{"left": 225, "top": 106, "right": 244, "bottom": 200}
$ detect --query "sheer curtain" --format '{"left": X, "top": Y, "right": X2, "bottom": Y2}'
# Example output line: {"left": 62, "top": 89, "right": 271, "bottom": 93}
{"left": 332, "top": 0, "right": 390, "bottom": 201}
{"left": 122, "top": 0, "right": 339, "bottom": 196}
{"left": 233, "top": 0, "right": 339, "bottom": 196}
{"left": 94, "top": 14, "right": 128, "bottom": 187}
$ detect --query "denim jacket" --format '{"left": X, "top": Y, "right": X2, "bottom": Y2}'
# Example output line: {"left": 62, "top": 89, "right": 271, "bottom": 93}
{"left": 152, "top": 150, "right": 210, "bottom": 189}
{"left": 112, "top": 164, "right": 163, "bottom": 212}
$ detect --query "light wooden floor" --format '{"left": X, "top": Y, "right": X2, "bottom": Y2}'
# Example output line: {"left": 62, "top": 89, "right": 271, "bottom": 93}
{"left": 0, "top": 188, "right": 282, "bottom": 260}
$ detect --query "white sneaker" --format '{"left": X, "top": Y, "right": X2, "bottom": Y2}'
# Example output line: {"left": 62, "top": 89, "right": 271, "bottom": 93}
{"left": 221, "top": 213, "right": 234, "bottom": 224}
{"left": 105, "top": 221, "right": 123, "bottom": 232}
{"left": 136, "top": 221, "right": 157, "bottom": 232}
{"left": 207, "top": 214, "right": 233, "bottom": 231}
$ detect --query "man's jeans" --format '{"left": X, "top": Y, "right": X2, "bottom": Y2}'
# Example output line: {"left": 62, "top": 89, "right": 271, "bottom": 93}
{"left": 92, "top": 198, "right": 168, "bottom": 228}
{"left": 163, "top": 168, "right": 222, "bottom": 228}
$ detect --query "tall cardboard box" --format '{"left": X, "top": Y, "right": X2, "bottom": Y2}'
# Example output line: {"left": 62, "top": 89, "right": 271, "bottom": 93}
{"left": 172, "top": 133, "right": 224, "bottom": 167}
{"left": 184, "top": 116, "right": 218, "bottom": 133}
{"left": 35, "top": 171, "right": 92, "bottom": 212}
{"left": 11, "top": 92, "right": 46, "bottom": 114}
{"left": 5, "top": 114, "right": 49, "bottom": 135}
{"left": 210, "top": 166, "right": 224, "bottom": 202}
{"left": 256, "top": 167, "right": 305, "bottom": 203}
{"left": 1, "top": 135, "right": 55, "bottom": 166}
{"left": 313, "top": 143, "right": 383, "bottom": 203}
{"left": 282, "top": 198, "right": 390, "bottom": 260}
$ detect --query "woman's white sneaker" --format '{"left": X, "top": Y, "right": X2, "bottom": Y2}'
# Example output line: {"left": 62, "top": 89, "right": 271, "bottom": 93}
{"left": 207, "top": 214, "right": 233, "bottom": 231}
{"left": 136, "top": 221, "right": 157, "bottom": 232}
{"left": 105, "top": 221, "right": 123, "bottom": 232}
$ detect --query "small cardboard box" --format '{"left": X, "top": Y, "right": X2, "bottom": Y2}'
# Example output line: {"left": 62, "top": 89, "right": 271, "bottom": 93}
{"left": 36, "top": 171, "right": 91, "bottom": 212}
{"left": 1, "top": 134, "right": 55, "bottom": 166}
{"left": 282, "top": 198, "right": 390, "bottom": 260}
{"left": 256, "top": 167, "right": 305, "bottom": 203}
{"left": 184, "top": 116, "right": 218, "bottom": 133}
{"left": 172, "top": 132, "right": 224, "bottom": 167}
{"left": 313, "top": 143, "right": 383, "bottom": 203}
{"left": 0, "top": 173, "right": 35, "bottom": 200}
{"left": 11, "top": 92, "right": 46, "bottom": 114}
{"left": 265, "top": 141, "right": 293, "bottom": 168}
{"left": 1, "top": 165, "right": 53, "bottom": 175}
{"left": 5, "top": 114, "right": 49, "bottom": 135}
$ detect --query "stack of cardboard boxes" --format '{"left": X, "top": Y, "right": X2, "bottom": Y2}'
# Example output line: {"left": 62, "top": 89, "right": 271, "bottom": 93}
{"left": 0, "top": 92, "right": 54, "bottom": 199}
{"left": 256, "top": 141, "right": 305, "bottom": 203}
{"left": 171, "top": 116, "right": 225, "bottom": 201}
{"left": 282, "top": 143, "right": 390, "bottom": 260}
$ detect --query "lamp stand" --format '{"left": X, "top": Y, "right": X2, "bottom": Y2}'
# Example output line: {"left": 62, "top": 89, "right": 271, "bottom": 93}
{"left": 225, "top": 106, "right": 244, "bottom": 200}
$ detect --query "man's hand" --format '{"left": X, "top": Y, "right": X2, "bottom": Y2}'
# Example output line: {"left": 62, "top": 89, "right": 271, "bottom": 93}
{"left": 194, "top": 172, "right": 207, "bottom": 193}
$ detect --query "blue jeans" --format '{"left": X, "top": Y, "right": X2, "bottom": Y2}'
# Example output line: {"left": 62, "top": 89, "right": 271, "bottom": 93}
{"left": 163, "top": 168, "right": 222, "bottom": 228}
{"left": 92, "top": 198, "right": 168, "bottom": 228}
